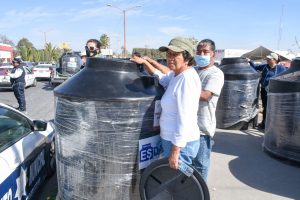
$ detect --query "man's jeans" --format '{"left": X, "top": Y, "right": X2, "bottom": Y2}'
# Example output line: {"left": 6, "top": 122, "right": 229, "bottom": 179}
{"left": 12, "top": 82, "right": 26, "bottom": 111}
{"left": 161, "top": 138, "right": 199, "bottom": 165}
{"left": 194, "top": 135, "right": 214, "bottom": 182}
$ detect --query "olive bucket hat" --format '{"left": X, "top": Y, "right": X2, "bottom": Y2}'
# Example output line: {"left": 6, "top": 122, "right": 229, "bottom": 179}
{"left": 159, "top": 37, "right": 195, "bottom": 57}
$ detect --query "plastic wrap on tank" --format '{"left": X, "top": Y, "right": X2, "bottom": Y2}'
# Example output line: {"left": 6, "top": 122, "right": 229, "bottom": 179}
{"left": 264, "top": 92, "right": 300, "bottom": 161}
{"left": 54, "top": 58, "right": 163, "bottom": 200}
{"left": 216, "top": 57, "right": 260, "bottom": 129}
{"left": 216, "top": 79, "right": 259, "bottom": 128}
{"left": 264, "top": 58, "right": 300, "bottom": 162}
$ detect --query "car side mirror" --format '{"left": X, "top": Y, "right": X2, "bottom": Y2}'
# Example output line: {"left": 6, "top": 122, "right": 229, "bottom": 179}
{"left": 33, "top": 120, "right": 47, "bottom": 131}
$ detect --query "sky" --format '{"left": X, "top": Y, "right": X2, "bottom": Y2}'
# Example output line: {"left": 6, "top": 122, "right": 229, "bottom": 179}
{"left": 1, "top": 0, "right": 300, "bottom": 54}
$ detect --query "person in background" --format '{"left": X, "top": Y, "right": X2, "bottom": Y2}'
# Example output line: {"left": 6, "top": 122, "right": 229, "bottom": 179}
{"left": 130, "top": 37, "right": 201, "bottom": 169}
{"left": 248, "top": 53, "right": 286, "bottom": 130}
{"left": 86, "top": 39, "right": 102, "bottom": 57}
{"left": 80, "top": 50, "right": 87, "bottom": 70}
{"left": 6, "top": 58, "right": 27, "bottom": 113}
{"left": 193, "top": 39, "right": 224, "bottom": 182}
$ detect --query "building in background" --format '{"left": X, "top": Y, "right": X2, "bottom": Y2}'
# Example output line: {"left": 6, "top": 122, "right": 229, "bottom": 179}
{"left": 0, "top": 43, "right": 13, "bottom": 63}
{"left": 101, "top": 48, "right": 113, "bottom": 57}
{"left": 215, "top": 49, "right": 250, "bottom": 64}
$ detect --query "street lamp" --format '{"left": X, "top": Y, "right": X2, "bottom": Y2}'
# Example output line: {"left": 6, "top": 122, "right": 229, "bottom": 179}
{"left": 107, "top": 4, "right": 141, "bottom": 57}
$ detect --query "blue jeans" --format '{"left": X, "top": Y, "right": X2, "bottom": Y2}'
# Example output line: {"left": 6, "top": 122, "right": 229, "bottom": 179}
{"left": 194, "top": 135, "right": 214, "bottom": 182}
{"left": 12, "top": 82, "right": 26, "bottom": 111}
{"left": 161, "top": 138, "right": 199, "bottom": 165}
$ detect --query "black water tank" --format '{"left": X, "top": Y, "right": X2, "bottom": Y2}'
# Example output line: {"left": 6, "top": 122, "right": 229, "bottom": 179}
{"left": 54, "top": 58, "right": 164, "bottom": 199}
{"left": 263, "top": 58, "right": 300, "bottom": 162}
{"left": 216, "top": 57, "right": 260, "bottom": 129}
{"left": 59, "top": 51, "right": 81, "bottom": 75}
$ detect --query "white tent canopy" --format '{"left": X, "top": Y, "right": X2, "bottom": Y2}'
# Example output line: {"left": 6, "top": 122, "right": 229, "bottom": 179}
{"left": 242, "top": 46, "right": 296, "bottom": 61}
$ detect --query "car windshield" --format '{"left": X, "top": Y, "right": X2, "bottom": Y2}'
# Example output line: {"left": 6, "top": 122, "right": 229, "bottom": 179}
{"left": 0, "top": 107, "right": 32, "bottom": 152}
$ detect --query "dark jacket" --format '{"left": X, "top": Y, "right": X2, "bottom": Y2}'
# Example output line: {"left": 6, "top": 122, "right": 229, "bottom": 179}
{"left": 10, "top": 67, "right": 25, "bottom": 85}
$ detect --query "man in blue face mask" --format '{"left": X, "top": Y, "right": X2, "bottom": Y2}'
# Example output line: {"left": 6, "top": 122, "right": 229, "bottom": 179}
{"left": 193, "top": 39, "right": 224, "bottom": 182}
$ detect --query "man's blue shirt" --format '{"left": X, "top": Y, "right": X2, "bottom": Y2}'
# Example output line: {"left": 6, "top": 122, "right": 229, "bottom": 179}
{"left": 249, "top": 61, "right": 286, "bottom": 88}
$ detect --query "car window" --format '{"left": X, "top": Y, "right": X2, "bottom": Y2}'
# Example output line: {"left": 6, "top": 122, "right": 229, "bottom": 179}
{"left": 24, "top": 67, "right": 31, "bottom": 74}
{"left": 0, "top": 107, "right": 32, "bottom": 152}
{"left": 36, "top": 65, "right": 52, "bottom": 68}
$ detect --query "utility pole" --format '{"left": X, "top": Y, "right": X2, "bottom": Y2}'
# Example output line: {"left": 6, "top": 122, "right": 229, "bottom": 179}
{"left": 277, "top": 5, "right": 284, "bottom": 50}
{"left": 107, "top": 4, "right": 141, "bottom": 58}
{"left": 39, "top": 29, "right": 53, "bottom": 48}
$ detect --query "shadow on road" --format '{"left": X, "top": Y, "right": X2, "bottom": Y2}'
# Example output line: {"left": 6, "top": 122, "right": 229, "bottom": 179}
{"left": 33, "top": 173, "right": 58, "bottom": 200}
{"left": 213, "top": 129, "right": 300, "bottom": 199}
{"left": 0, "top": 88, "right": 12, "bottom": 92}
{"left": 41, "top": 81, "right": 56, "bottom": 91}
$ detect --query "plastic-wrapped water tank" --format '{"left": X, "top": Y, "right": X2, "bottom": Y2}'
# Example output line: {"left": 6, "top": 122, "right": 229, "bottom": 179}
{"left": 54, "top": 58, "right": 163, "bottom": 199}
{"left": 216, "top": 57, "right": 260, "bottom": 129}
{"left": 263, "top": 58, "right": 300, "bottom": 162}
{"left": 59, "top": 51, "right": 81, "bottom": 75}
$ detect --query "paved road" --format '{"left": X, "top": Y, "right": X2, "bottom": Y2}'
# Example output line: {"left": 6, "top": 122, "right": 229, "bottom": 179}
{"left": 1, "top": 82, "right": 300, "bottom": 200}
{"left": 0, "top": 81, "right": 55, "bottom": 121}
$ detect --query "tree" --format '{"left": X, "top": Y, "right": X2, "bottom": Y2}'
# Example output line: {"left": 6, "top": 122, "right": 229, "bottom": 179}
{"left": 188, "top": 36, "right": 198, "bottom": 46}
{"left": 44, "top": 43, "right": 60, "bottom": 62}
{"left": 100, "top": 34, "right": 110, "bottom": 49}
{"left": 0, "top": 34, "right": 15, "bottom": 46}
{"left": 17, "top": 38, "right": 34, "bottom": 50}
{"left": 132, "top": 48, "right": 165, "bottom": 59}
{"left": 59, "top": 42, "right": 71, "bottom": 53}
{"left": 19, "top": 46, "right": 33, "bottom": 61}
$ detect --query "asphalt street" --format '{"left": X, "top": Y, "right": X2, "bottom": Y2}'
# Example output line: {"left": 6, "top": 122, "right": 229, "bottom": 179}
{"left": 0, "top": 81, "right": 300, "bottom": 200}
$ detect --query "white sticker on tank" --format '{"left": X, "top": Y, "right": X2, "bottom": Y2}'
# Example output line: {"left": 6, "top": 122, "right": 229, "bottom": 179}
{"left": 139, "top": 135, "right": 162, "bottom": 170}
{"left": 153, "top": 100, "right": 161, "bottom": 127}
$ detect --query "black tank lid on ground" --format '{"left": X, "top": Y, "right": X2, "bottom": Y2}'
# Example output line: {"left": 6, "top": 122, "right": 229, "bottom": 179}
{"left": 269, "top": 58, "right": 300, "bottom": 93}
{"left": 219, "top": 57, "right": 260, "bottom": 80}
{"left": 54, "top": 58, "right": 164, "bottom": 100}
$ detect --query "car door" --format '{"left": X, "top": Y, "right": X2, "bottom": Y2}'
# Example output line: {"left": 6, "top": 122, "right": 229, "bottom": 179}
{"left": 0, "top": 106, "right": 47, "bottom": 199}
{"left": 24, "top": 67, "right": 35, "bottom": 86}
{"left": 0, "top": 156, "right": 13, "bottom": 200}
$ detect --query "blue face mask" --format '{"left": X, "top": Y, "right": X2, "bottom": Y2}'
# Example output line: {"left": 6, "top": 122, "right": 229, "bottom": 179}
{"left": 194, "top": 55, "right": 210, "bottom": 68}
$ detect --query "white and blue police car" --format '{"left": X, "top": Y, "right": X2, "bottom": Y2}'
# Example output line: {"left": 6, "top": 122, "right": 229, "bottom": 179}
{"left": 0, "top": 103, "right": 55, "bottom": 200}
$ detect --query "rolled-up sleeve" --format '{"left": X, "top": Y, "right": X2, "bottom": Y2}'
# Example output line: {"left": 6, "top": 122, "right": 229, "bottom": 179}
{"left": 8, "top": 68, "right": 23, "bottom": 78}
{"left": 153, "top": 70, "right": 173, "bottom": 89}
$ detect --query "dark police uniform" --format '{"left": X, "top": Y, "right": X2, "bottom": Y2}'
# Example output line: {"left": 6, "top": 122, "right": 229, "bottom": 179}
{"left": 10, "top": 66, "right": 26, "bottom": 111}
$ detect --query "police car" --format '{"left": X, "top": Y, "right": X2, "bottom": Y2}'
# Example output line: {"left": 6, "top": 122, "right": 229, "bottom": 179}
{"left": 0, "top": 103, "right": 55, "bottom": 200}
{"left": 0, "top": 64, "right": 37, "bottom": 89}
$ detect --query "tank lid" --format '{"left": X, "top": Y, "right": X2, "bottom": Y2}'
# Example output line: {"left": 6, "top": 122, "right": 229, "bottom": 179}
{"left": 220, "top": 57, "right": 247, "bottom": 65}
{"left": 54, "top": 58, "right": 163, "bottom": 100}
{"left": 269, "top": 58, "right": 300, "bottom": 93}
{"left": 219, "top": 57, "right": 260, "bottom": 80}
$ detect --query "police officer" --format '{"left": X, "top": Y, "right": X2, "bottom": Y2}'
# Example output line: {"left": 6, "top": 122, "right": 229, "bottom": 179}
{"left": 7, "top": 58, "right": 27, "bottom": 112}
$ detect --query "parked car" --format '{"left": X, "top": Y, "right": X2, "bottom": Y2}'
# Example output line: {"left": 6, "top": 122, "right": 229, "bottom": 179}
{"left": 0, "top": 103, "right": 56, "bottom": 200}
{"left": 32, "top": 64, "right": 54, "bottom": 80}
{"left": 21, "top": 61, "right": 34, "bottom": 70}
{"left": 0, "top": 64, "right": 37, "bottom": 89}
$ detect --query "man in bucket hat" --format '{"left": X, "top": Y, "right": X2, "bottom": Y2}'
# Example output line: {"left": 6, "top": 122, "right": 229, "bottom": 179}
{"left": 6, "top": 57, "right": 27, "bottom": 113}
{"left": 130, "top": 37, "right": 201, "bottom": 170}
{"left": 248, "top": 52, "right": 286, "bottom": 130}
